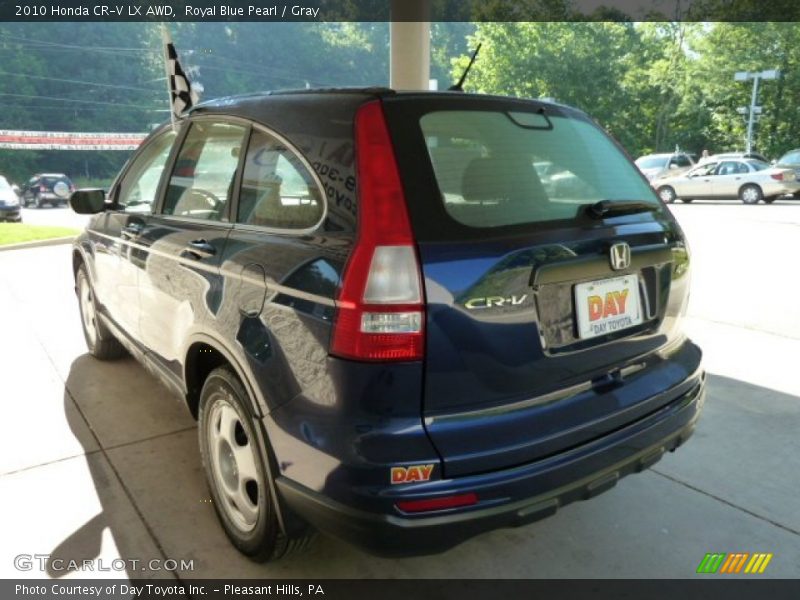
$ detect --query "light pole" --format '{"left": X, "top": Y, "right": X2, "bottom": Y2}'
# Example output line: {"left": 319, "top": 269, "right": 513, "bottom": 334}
{"left": 734, "top": 69, "right": 779, "bottom": 154}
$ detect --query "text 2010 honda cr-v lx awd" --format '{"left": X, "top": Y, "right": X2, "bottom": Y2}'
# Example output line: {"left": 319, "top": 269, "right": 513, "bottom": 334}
{"left": 70, "top": 89, "right": 705, "bottom": 560}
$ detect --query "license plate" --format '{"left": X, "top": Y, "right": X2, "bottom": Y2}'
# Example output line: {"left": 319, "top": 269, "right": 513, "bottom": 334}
{"left": 574, "top": 275, "right": 642, "bottom": 340}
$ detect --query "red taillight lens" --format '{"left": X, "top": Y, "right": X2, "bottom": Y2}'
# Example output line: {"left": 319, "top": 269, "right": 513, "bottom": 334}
{"left": 330, "top": 100, "right": 424, "bottom": 362}
{"left": 396, "top": 493, "right": 479, "bottom": 513}
{"left": 770, "top": 172, "right": 784, "bottom": 181}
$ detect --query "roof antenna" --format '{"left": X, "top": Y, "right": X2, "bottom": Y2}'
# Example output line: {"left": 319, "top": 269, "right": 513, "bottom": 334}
{"left": 449, "top": 43, "right": 482, "bottom": 92}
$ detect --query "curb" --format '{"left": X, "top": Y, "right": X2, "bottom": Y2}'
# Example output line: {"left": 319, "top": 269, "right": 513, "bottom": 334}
{"left": 0, "top": 236, "right": 76, "bottom": 252}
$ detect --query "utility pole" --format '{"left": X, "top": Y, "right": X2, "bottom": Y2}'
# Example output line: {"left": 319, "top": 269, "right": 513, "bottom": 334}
{"left": 734, "top": 69, "right": 779, "bottom": 154}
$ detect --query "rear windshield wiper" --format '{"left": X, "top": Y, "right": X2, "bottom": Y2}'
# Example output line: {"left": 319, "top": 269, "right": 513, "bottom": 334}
{"left": 585, "top": 200, "right": 659, "bottom": 219}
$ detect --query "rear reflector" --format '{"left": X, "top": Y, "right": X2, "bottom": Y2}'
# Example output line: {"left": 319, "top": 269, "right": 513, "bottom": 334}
{"left": 396, "top": 493, "right": 479, "bottom": 513}
{"left": 330, "top": 100, "right": 424, "bottom": 362}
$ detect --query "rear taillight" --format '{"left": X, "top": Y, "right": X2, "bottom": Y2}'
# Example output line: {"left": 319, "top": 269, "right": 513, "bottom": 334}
{"left": 39, "top": 184, "right": 46, "bottom": 192}
{"left": 330, "top": 100, "right": 424, "bottom": 362}
{"left": 770, "top": 172, "right": 785, "bottom": 181}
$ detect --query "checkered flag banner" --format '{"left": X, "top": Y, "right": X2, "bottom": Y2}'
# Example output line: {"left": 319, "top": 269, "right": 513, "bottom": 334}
{"left": 161, "top": 25, "right": 200, "bottom": 127}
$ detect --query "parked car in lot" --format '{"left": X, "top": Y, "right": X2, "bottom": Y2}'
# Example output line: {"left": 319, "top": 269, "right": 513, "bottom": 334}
{"left": 775, "top": 149, "right": 800, "bottom": 198}
{"left": 634, "top": 152, "right": 695, "bottom": 181}
{"left": 69, "top": 89, "right": 705, "bottom": 560}
{"left": 0, "top": 175, "right": 22, "bottom": 222}
{"left": 21, "top": 173, "right": 75, "bottom": 208}
{"left": 653, "top": 158, "right": 799, "bottom": 204}
{"left": 698, "top": 151, "right": 769, "bottom": 164}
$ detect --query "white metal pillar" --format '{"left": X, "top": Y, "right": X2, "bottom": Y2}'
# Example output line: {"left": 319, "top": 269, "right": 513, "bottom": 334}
{"left": 389, "top": 0, "right": 430, "bottom": 90}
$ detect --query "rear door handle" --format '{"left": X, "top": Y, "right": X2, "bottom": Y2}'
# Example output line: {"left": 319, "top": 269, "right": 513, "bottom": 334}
{"left": 184, "top": 239, "right": 216, "bottom": 259}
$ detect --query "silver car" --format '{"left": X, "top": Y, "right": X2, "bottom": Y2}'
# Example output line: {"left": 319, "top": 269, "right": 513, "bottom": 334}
{"left": 652, "top": 158, "right": 800, "bottom": 205}
{"left": 634, "top": 152, "right": 695, "bottom": 181}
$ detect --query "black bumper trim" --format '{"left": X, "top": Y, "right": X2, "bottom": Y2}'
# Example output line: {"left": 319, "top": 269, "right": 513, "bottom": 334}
{"left": 275, "top": 377, "right": 704, "bottom": 557}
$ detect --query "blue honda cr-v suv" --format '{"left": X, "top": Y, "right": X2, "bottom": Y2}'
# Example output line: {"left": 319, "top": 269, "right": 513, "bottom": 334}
{"left": 70, "top": 88, "right": 705, "bottom": 560}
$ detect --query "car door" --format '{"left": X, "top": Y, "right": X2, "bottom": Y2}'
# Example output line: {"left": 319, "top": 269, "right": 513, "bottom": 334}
{"left": 89, "top": 127, "right": 177, "bottom": 340}
{"left": 678, "top": 162, "right": 717, "bottom": 198}
{"left": 135, "top": 118, "right": 248, "bottom": 378}
{"left": 216, "top": 125, "right": 340, "bottom": 411}
{"left": 712, "top": 160, "right": 748, "bottom": 198}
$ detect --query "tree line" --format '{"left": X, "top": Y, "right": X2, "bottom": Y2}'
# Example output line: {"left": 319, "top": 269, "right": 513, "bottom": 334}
{"left": 0, "top": 21, "right": 797, "bottom": 183}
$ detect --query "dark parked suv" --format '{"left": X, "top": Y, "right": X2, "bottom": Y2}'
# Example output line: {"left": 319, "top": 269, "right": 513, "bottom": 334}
{"left": 22, "top": 173, "right": 75, "bottom": 208}
{"left": 70, "top": 89, "right": 705, "bottom": 560}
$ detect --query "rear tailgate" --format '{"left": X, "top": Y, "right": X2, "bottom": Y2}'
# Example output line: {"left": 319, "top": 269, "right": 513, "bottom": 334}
{"left": 382, "top": 94, "right": 695, "bottom": 478}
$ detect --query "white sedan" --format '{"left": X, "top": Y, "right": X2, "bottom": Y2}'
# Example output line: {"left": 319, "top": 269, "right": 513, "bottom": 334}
{"left": 652, "top": 158, "right": 800, "bottom": 204}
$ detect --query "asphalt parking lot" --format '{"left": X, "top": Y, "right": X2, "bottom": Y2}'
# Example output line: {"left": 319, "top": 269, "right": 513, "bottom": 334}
{"left": 1, "top": 200, "right": 798, "bottom": 579}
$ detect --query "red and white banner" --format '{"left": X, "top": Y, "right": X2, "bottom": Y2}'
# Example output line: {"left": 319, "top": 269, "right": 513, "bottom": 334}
{"left": 0, "top": 130, "right": 147, "bottom": 150}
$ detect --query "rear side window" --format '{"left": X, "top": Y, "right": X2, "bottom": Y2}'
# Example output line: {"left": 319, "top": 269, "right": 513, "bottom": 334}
{"left": 717, "top": 161, "right": 748, "bottom": 175}
{"left": 163, "top": 121, "right": 247, "bottom": 221}
{"left": 420, "top": 111, "right": 656, "bottom": 229}
{"left": 237, "top": 129, "right": 323, "bottom": 230}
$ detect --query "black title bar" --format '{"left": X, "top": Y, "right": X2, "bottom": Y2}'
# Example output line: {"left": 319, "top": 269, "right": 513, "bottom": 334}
{"left": 1, "top": 0, "right": 800, "bottom": 22}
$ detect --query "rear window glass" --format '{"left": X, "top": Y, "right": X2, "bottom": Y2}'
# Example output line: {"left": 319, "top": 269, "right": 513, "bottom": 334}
{"left": 779, "top": 151, "right": 800, "bottom": 165}
{"left": 635, "top": 156, "right": 668, "bottom": 169}
{"left": 42, "top": 176, "right": 70, "bottom": 185}
{"left": 748, "top": 160, "right": 769, "bottom": 171}
{"left": 420, "top": 111, "right": 656, "bottom": 229}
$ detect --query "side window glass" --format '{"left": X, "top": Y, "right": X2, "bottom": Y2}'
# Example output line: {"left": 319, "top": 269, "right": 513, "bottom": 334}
{"left": 163, "top": 121, "right": 247, "bottom": 221}
{"left": 237, "top": 129, "right": 324, "bottom": 230}
{"left": 675, "top": 155, "right": 690, "bottom": 168}
{"left": 117, "top": 130, "right": 176, "bottom": 213}
{"left": 736, "top": 162, "right": 749, "bottom": 174}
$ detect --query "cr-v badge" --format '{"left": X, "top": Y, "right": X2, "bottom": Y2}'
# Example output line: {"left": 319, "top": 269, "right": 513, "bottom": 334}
{"left": 465, "top": 294, "right": 528, "bottom": 309}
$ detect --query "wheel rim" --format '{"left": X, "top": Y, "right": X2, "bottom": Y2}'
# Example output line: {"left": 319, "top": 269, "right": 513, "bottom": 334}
{"left": 78, "top": 274, "right": 98, "bottom": 347}
{"left": 206, "top": 395, "right": 263, "bottom": 533}
{"left": 659, "top": 188, "right": 674, "bottom": 203}
{"left": 743, "top": 187, "right": 759, "bottom": 203}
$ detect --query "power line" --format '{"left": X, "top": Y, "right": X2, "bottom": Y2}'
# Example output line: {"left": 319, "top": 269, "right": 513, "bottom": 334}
{"left": 0, "top": 102, "right": 167, "bottom": 113}
{"left": 0, "top": 69, "right": 163, "bottom": 93}
{"left": 0, "top": 31, "right": 337, "bottom": 86}
{"left": 0, "top": 92, "right": 163, "bottom": 110}
{"left": 0, "top": 32, "right": 157, "bottom": 55}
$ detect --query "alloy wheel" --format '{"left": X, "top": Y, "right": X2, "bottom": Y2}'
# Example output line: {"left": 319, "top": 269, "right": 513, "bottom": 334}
{"left": 78, "top": 273, "right": 98, "bottom": 348}
{"left": 206, "top": 395, "right": 263, "bottom": 533}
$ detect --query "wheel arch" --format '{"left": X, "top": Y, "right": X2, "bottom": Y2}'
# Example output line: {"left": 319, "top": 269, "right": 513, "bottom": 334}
{"left": 183, "top": 333, "right": 268, "bottom": 420}
{"left": 739, "top": 182, "right": 763, "bottom": 197}
{"left": 71, "top": 241, "right": 96, "bottom": 286}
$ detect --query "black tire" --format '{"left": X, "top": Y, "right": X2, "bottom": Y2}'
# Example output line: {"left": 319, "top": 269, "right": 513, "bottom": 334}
{"left": 657, "top": 186, "right": 677, "bottom": 204}
{"left": 36, "top": 196, "right": 45, "bottom": 209}
{"left": 739, "top": 184, "right": 763, "bottom": 205}
{"left": 198, "top": 366, "right": 315, "bottom": 562}
{"left": 763, "top": 196, "right": 777, "bottom": 204}
{"left": 76, "top": 265, "right": 126, "bottom": 359}
{"left": 680, "top": 198, "right": 693, "bottom": 204}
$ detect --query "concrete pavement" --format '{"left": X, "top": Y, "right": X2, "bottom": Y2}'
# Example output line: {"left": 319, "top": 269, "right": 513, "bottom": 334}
{"left": 1, "top": 202, "right": 798, "bottom": 579}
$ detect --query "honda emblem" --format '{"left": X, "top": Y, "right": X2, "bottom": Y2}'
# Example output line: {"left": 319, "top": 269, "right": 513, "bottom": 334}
{"left": 609, "top": 242, "right": 631, "bottom": 271}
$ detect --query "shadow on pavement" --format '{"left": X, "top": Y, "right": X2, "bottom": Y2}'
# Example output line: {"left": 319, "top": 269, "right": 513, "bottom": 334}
{"left": 44, "top": 353, "right": 800, "bottom": 578}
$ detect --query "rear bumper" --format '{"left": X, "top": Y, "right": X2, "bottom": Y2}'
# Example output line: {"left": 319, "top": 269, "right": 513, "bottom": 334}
{"left": 0, "top": 207, "right": 21, "bottom": 221}
{"left": 277, "top": 371, "right": 705, "bottom": 556}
